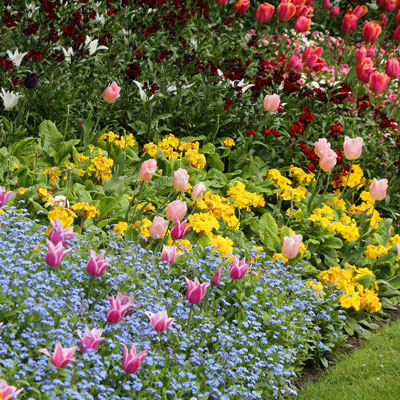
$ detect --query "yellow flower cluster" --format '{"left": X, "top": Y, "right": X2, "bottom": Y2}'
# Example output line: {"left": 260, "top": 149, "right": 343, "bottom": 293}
{"left": 48, "top": 206, "right": 77, "bottom": 228}
{"left": 197, "top": 192, "right": 238, "bottom": 230}
{"left": 100, "top": 131, "right": 136, "bottom": 148}
{"left": 40, "top": 167, "right": 62, "bottom": 185}
{"left": 70, "top": 203, "right": 100, "bottom": 219}
{"left": 88, "top": 156, "right": 114, "bottom": 185}
{"left": 365, "top": 244, "right": 390, "bottom": 259}
{"left": 333, "top": 164, "right": 365, "bottom": 188}
{"left": 289, "top": 165, "right": 314, "bottom": 184}
{"left": 209, "top": 235, "right": 234, "bottom": 257}
{"left": 318, "top": 266, "right": 381, "bottom": 313}
{"left": 133, "top": 218, "right": 152, "bottom": 239}
{"left": 268, "top": 168, "right": 309, "bottom": 202}
{"left": 227, "top": 181, "right": 265, "bottom": 210}
{"left": 188, "top": 212, "right": 220, "bottom": 235}
{"left": 113, "top": 221, "right": 128, "bottom": 237}
{"left": 306, "top": 280, "right": 325, "bottom": 294}
{"left": 38, "top": 187, "right": 51, "bottom": 201}
{"left": 223, "top": 137, "right": 235, "bottom": 148}
{"left": 74, "top": 153, "right": 89, "bottom": 162}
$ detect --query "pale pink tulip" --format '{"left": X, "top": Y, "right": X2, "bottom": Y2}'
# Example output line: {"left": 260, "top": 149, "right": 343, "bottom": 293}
{"left": 343, "top": 136, "right": 363, "bottom": 160}
{"left": 263, "top": 94, "right": 280, "bottom": 112}
{"left": 281, "top": 234, "right": 303, "bottom": 259}
{"left": 173, "top": 168, "right": 189, "bottom": 191}
{"left": 160, "top": 245, "right": 181, "bottom": 264}
{"left": 314, "top": 138, "right": 331, "bottom": 158}
{"left": 144, "top": 309, "right": 175, "bottom": 332}
{"left": 138, "top": 159, "right": 157, "bottom": 182}
{"left": 149, "top": 216, "right": 168, "bottom": 239}
{"left": 397, "top": 243, "right": 400, "bottom": 259}
{"left": 166, "top": 199, "right": 187, "bottom": 222}
{"left": 369, "top": 178, "right": 388, "bottom": 200}
{"left": 191, "top": 182, "right": 206, "bottom": 201}
{"left": 102, "top": 81, "right": 121, "bottom": 104}
{"left": 319, "top": 149, "right": 338, "bottom": 172}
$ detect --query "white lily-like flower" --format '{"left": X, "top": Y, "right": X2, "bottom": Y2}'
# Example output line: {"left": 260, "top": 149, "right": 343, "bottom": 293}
{"left": 96, "top": 14, "right": 106, "bottom": 25}
{"left": 6, "top": 49, "right": 27, "bottom": 67}
{"left": 46, "top": 195, "right": 70, "bottom": 208}
{"left": 0, "top": 89, "right": 23, "bottom": 110}
{"left": 61, "top": 47, "right": 74, "bottom": 63}
{"left": 85, "top": 36, "right": 108, "bottom": 56}
{"left": 25, "top": 3, "right": 40, "bottom": 17}
{"left": 216, "top": 69, "right": 254, "bottom": 93}
{"left": 166, "top": 82, "right": 195, "bottom": 94}
{"left": 133, "top": 80, "right": 154, "bottom": 102}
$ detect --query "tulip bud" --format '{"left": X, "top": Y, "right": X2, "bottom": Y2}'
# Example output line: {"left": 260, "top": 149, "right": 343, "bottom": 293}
{"left": 322, "top": 0, "right": 331, "bottom": 9}
{"left": 172, "top": 168, "right": 189, "bottom": 192}
{"left": 211, "top": 266, "right": 223, "bottom": 286}
{"left": 369, "top": 178, "right": 388, "bottom": 200}
{"left": 294, "top": 16, "right": 312, "bottom": 33}
{"left": 281, "top": 234, "right": 302, "bottom": 259}
{"left": 138, "top": 159, "right": 157, "bottom": 182}
{"left": 191, "top": 182, "right": 206, "bottom": 201}
{"left": 263, "top": 94, "right": 280, "bottom": 112}
{"left": 385, "top": 58, "right": 400, "bottom": 78}
{"left": 255, "top": 3, "right": 275, "bottom": 23}
{"left": 343, "top": 136, "right": 363, "bottom": 160}
{"left": 369, "top": 71, "right": 389, "bottom": 94}
{"left": 102, "top": 81, "right": 121, "bottom": 104}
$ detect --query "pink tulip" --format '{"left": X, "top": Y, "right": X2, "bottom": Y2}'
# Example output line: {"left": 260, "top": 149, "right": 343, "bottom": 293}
{"left": 369, "top": 71, "right": 389, "bottom": 94}
{"left": 288, "top": 55, "right": 304, "bottom": 71}
{"left": 173, "top": 168, "right": 189, "bottom": 192}
{"left": 102, "top": 81, "right": 121, "bottom": 104}
{"left": 355, "top": 47, "right": 368, "bottom": 61}
{"left": 314, "top": 138, "right": 331, "bottom": 158}
{"left": 191, "top": 182, "right": 206, "bottom": 201}
{"left": 144, "top": 309, "right": 175, "bottom": 332}
{"left": 0, "top": 379, "right": 23, "bottom": 398}
{"left": 356, "top": 57, "right": 375, "bottom": 83}
{"left": 302, "top": 46, "right": 323, "bottom": 63}
{"left": 294, "top": 16, "right": 311, "bottom": 33}
{"left": 184, "top": 277, "right": 210, "bottom": 304}
{"left": 229, "top": 254, "right": 250, "bottom": 279}
{"left": 353, "top": 4, "right": 368, "bottom": 18}
{"left": 122, "top": 344, "right": 148, "bottom": 374}
{"left": 263, "top": 94, "right": 280, "bottom": 112}
{"left": 319, "top": 149, "right": 337, "bottom": 172}
{"left": 342, "top": 13, "right": 358, "bottom": 34}
{"left": 277, "top": 2, "right": 296, "bottom": 21}
{"left": 380, "top": 0, "right": 399, "bottom": 12}
{"left": 307, "top": 54, "right": 326, "bottom": 72}
{"left": 38, "top": 342, "right": 77, "bottom": 369}
{"left": 166, "top": 199, "right": 187, "bottom": 222}
{"left": 343, "top": 136, "right": 363, "bottom": 160}
{"left": 330, "top": 6, "right": 340, "bottom": 17}
{"left": 45, "top": 240, "right": 72, "bottom": 267}
{"left": 255, "top": 3, "right": 275, "bottom": 23}
{"left": 369, "top": 178, "right": 388, "bottom": 200}
{"left": 138, "top": 159, "right": 157, "bottom": 182}
{"left": 86, "top": 250, "right": 111, "bottom": 277}
{"left": 380, "top": 12, "right": 388, "bottom": 27}
{"left": 385, "top": 58, "right": 400, "bottom": 79}
{"left": 397, "top": 243, "right": 400, "bottom": 259}
{"left": 160, "top": 245, "right": 181, "bottom": 264}
{"left": 211, "top": 266, "right": 223, "bottom": 286}
{"left": 322, "top": 0, "right": 331, "bottom": 9}
{"left": 170, "top": 217, "right": 192, "bottom": 240}
{"left": 149, "top": 216, "right": 168, "bottom": 239}
{"left": 77, "top": 326, "right": 105, "bottom": 353}
{"left": 0, "top": 187, "right": 13, "bottom": 208}
{"left": 394, "top": 24, "right": 400, "bottom": 41}
{"left": 362, "top": 21, "right": 382, "bottom": 43}
{"left": 281, "top": 234, "right": 303, "bottom": 259}
{"left": 106, "top": 292, "right": 139, "bottom": 324}
{"left": 48, "top": 218, "right": 77, "bottom": 245}
{"left": 233, "top": 0, "right": 250, "bottom": 15}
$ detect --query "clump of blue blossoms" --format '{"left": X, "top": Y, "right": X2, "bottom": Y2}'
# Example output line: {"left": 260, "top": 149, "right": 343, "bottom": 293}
{"left": 0, "top": 208, "right": 346, "bottom": 399}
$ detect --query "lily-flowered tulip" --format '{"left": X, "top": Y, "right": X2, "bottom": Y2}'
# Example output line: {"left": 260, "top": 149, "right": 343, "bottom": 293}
{"left": 48, "top": 218, "right": 77, "bottom": 245}
{"left": 144, "top": 309, "right": 175, "bottom": 332}
{"left": 281, "top": 234, "right": 303, "bottom": 259}
{"left": 149, "top": 216, "right": 168, "bottom": 239}
{"left": 0, "top": 89, "right": 22, "bottom": 110}
{"left": 77, "top": 326, "right": 105, "bottom": 353}
{"left": 122, "top": 344, "right": 148, "bottom": 374}
{"left": 288, "top": 55, "right": 304, "bottom": 71}
{"left": 173, "top": 168, "right": 189, "bottom": 192}
{"left": 6, "top": 49, "right": 27, "bottom": 67}
{"left": 229, "top": 255, "right": 250, "bottom": 279}
{"left": 191, "top": 182, "right": 206, "bottom": 201}
{"left": 314, "top": 138, "right": 331, "bottom": 158}
{"left": 369, "top": 178, "right": 388, "bottom": 200}
{"left": 86, "top": 250, "right": 111, "bottom": 277}
{"left": 233, "top": 0, "right": 250, "bottom": 15}
{"left": 0, "top": 379, "right": 23, "bottom": 398}
{"left": 38, "top": 342, "right": 77, "bottom": 368}
{"left": 166, "top": 199, "right": 187, "bottom": 222}
{"left": 319, "top": 149, "right": 338, "bottom": 172}
{"left": 369, "top": 71, "right": 389, "bottom": 94}
{"left": 0, "top": 187, "right": 13, "bottom": 207}
{"left": 102, "top": 81, "right": 121, "bottom": 103}
{"left": 343, "top": 136, "right": 363, "bottom": 160}
{"left": 263, "top": 94, "right": 280, "bottom": 112}
{"left": 160, "top": 245, "right": 181, "bottom": 264}
{"left": 255, "top": 3, "right": 275, "bottom": 23}
{"left": 138, "top": 159, "right": 157, "bottom": 182}
{"left": 185, "top": 277, "right": 210, "bottom": 304}
{"left": 106, "top": 292, "right": 139, "bottom": 324}
{"left": 170, "top": 218, "right": 192, "bottom": 240}
{"left": 45, "top": 240, "right": 72, "bottom": 267}
{"left": 211, "top": 266, "right": 223, "bottom": 286}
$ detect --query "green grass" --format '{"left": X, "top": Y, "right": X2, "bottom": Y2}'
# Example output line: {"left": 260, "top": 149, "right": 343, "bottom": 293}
{"left": 296, "top": 319, "right": 400, "bottom": 400}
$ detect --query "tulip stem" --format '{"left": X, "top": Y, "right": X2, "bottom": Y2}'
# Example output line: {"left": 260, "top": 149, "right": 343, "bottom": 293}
{"left": 186, "top": 306, "right": 194, "bottom": 336}
{"left": 340, "top": 161, "right": 353, "bottom": 199}
{"left": 307, "top": 168, "right": 321, "bottom": 213}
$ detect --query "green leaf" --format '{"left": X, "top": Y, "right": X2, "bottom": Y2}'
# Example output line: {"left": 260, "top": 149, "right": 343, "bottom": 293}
{"left": 98, "top": 195, "right": 125, "bottom": 220}
{"left": 259, "top": 212, "right": 278, "bottom": 235}
{"left": 322, "top": 237, "right": 343, "bottom": 249}
{"left": 103, "top": 176, "right": 125, "bottom": 195}
{"left": 207, "top": 153, "right": 224, "bottom": 171}
{"left": 200, "top": 142, "right": 215, "bottom": 154}
{"left": 356, "top": 274, "right": 375, "bottom": 289}
{"left": 38, "top": 120, "right": 64, "bottom": 162}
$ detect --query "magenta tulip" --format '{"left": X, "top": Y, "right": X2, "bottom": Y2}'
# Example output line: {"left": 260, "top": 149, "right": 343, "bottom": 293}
{"left": 294, "top": 16, "right": 311, "bottom": 33}
{"left": 211, "top": 266, "right": 223, "bottom": 286}
{"left": 160, "top": 245, "right": 181, "bottom": 264}
{"left": 106, "top": 292, "right": 139, "bottom": 324}
{"left": 288, "top": 55, "right": 304, "bottom": 71}
{"left": 281, "top": 234, "right": 303, "bottom": 259}
{"left": 48, "top": 218, "right": 77, "bottom": 245}
{"left": 144, "top": 309, "right": 175, "bottom": 332}
{"left": 229, "top": 254, "right": 250, "bottom": 279}
{"left": 369, "top": 178, "right": 388, "bottom": 200}
{"left": 102, "top": 81, "right": 121, "bottom": 103}
{"left": 45, "top": 240, "right": 71, "bottom": 267}
{"left": 77, "top": 326, "right": 105, "bottom": 353}
{"left": 255, "top": 3, "right": 275, "bottom": 23}
{"left": 369, "top": 72, "right": 389, "bottom": 94}
{"left": 343, "top": 136, "right": 363, "bottom": 160}
{"left": 184, "top": 277, "right": 210, "bottom": 304}
{"left": 385, "top": 58, "right": 400, "bottom": 79}
{"left": 233, "top": 0, "right": 250, "bottom": 15}
{"left": 38, "top": 342, "right": 77, "bottom": 368}
{"left": 170, "top": 217, "right": 192, "bottom": 240}
{"left": 86, "top": 250, "right": 110, "bottom": 277}
{"left": 122, "top": 344, "right": 148, "bottom": 374}
{"left": 0, "top": 187, "right": 13, "bottom": 208}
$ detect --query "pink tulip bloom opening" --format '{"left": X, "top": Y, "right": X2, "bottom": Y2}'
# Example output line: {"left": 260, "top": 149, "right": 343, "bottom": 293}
{"left": 343, "top": 136, "right": 363, "bottom": 160}
{"left": 184, "top": 277, "right": 210, "bottom": 304}
{"left": 106, "top": 292, "right": 140, "bottom": 324}
{"left": 281, "top": 234, "right": 303, "bottom": 259}
{"left": 173, "top": 168, "right": 189, "bottom": 192}
{"left": 166, "top": 199, "right": 187, "bottom": 222}
{"left": 160, "top": 245, "right": 182, "bottom": 264}
{"left": 191, "top": 182, "right": 206, "bottom": 201}
{"left": 0, "top": 187, "right": 13, "bottom": 208}
{"left": 45, "top": 240, "right": 72, "bottom": 267}
{"left": 144, "top": 309, "right": 175, "bottom": 332}
{"left": 369, "top": 178, "right": 388, "bottom": 200}
{"left": 319, "top": 149, "right": 338, "bottom": 172}
{"left": 138, "top": 159, "right": 157, "bottom": 182}
{"left": 149, "top": 216, "right": 169, "bottom": 239}
{"left": 313, "top": 138, "right": 331, "bottom": 158}
{"left": 263, "top": 94, "right": 280, "bottom": 112}
{"left": 38, "top": 342, "right": 77, "bottom": 369}
{"left": 122, "top": 344, "right": 148, "bottom": 374}
{"left": 86, "top": 249, "right": 111, "bottom": 277}
{"left": 362, "top": 20, "right": 382, "bottom": 43}
{"left": 342, "top": 13, "right": 358, "bottom": 35}
{"left": 48, "top": 218, "right": 77, "bottom": 245}
{"left": 211, "top": 266, "right": 223, "bottom": 286}
{"left": 170, "top": 217, "right": 193, "bottom": 240}
{"left": 229, "top": 255, "right": 250, "bottom": 279}
{"left": 0, "top": 379, "right": 23, "bottom": 398}
{"left": 102, "top": 81, "right": 121, "bottom": 103}
{"left": 288, "top": 55, "right": 304, "bottom": 71}
{"left": 77, "top": 326, "right": 105, "bottom": 353}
